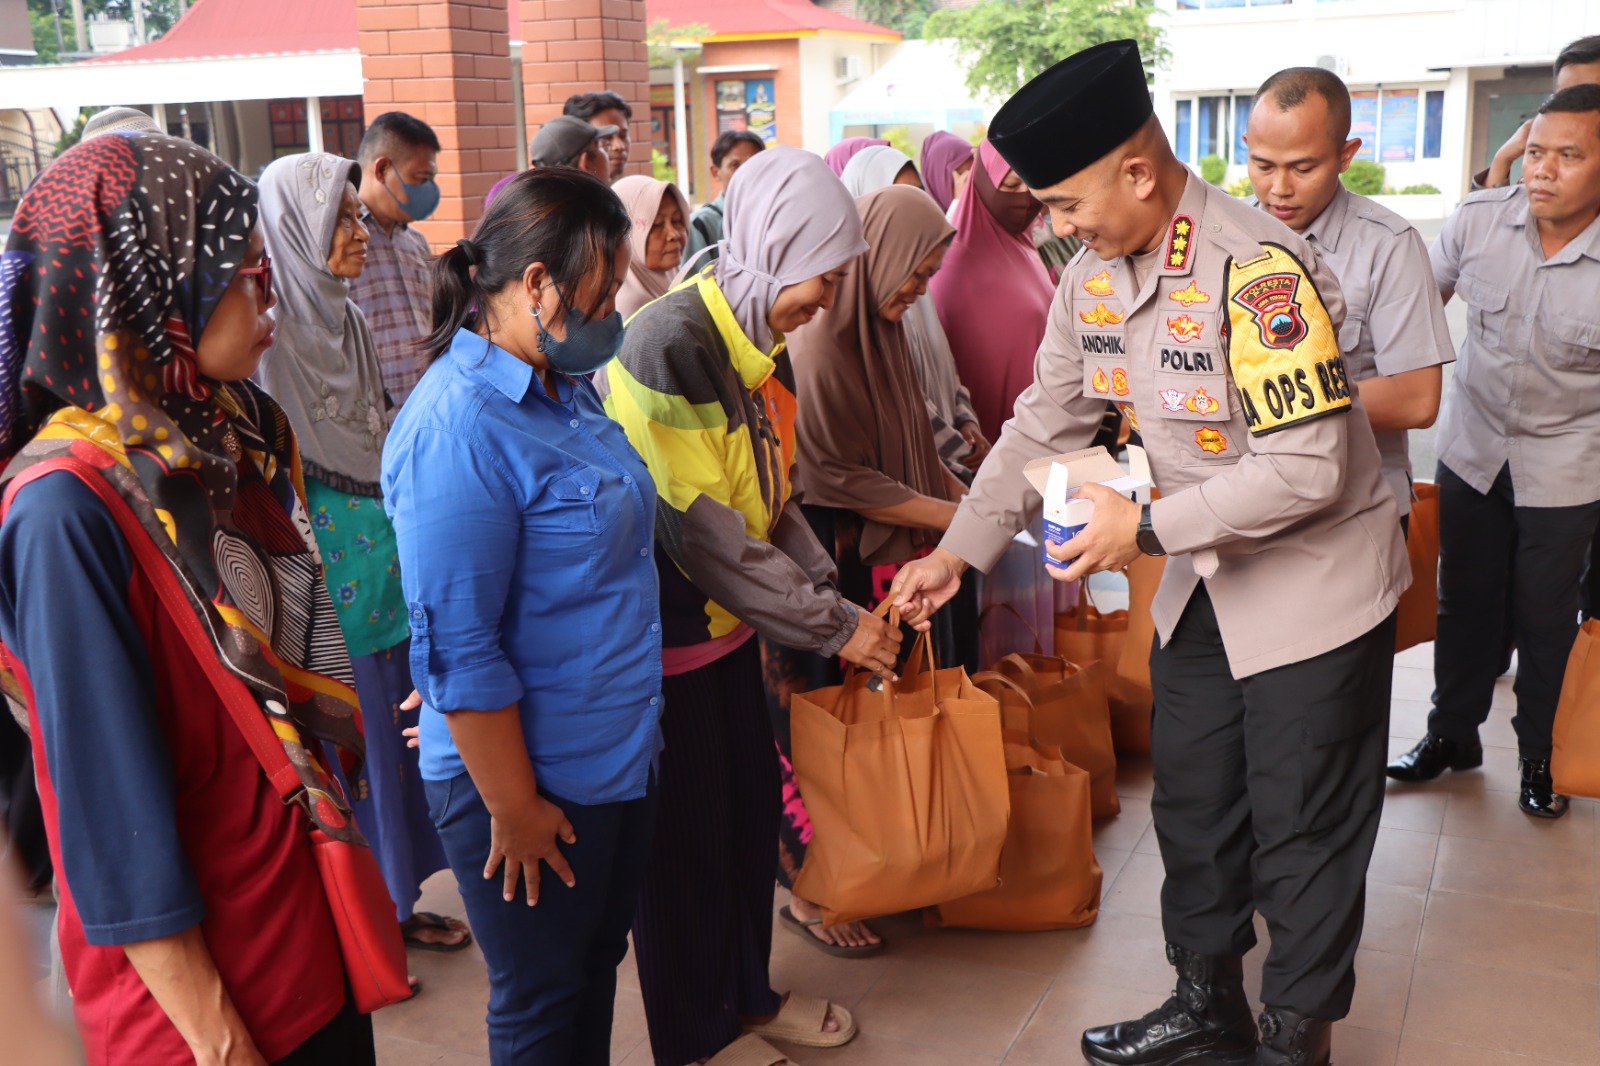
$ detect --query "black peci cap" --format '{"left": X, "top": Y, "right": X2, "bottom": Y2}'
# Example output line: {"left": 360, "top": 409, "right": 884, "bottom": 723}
{"left": 988, "top": 39, "right": 1154, "bottom": 190}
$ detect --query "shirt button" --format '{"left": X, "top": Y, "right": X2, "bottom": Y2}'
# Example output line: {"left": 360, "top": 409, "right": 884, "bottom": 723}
{"left": 1510, "top": 400, "right": 1519, "bottom": 408}
{"left": 623, "top": 475, "right": 633, "bottom": 485}
{"left": 580, "top": 485, "right": 591, "bottom": 495}
{"left": 1524, "top": 314, "right": 1533, "bottom": 323}
{"left": 650, "top": 622, "right": 661, "bottom": 633}
{"left": 650, "top": 697, "right": 659, "bottom": 706}
{"left": 569, "top": 418, "right": 580, "bottom": 429}
{"left": 640, "top": 547, "right": 650, "bottom": 557}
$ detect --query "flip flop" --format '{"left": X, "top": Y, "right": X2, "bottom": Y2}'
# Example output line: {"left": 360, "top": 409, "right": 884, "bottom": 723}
{"left": 743, "top": 993, "right": 857, "bottom": 1049}
{"left": 400, "top": 976, "right": 422, "bottom": 1002}
{"left": 704, "top": 1034, "right": 797, "bottom": 1066}
{"left": 778, "top": 904, "right": 885, "bottom": 959}
{"left": 401, "top": 911, "right": 473, "bottom": 953}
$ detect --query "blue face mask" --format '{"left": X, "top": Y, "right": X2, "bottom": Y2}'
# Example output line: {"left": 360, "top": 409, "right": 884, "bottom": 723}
{"left": 384, "top": 166, "right": 440, "bottom": 223}
{"left": 535, "top": 303, "right": 625, "bottom": 377}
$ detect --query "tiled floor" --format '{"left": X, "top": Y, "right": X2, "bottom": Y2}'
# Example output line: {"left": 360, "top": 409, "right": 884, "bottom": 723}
{"left": 375, "top": 643, "right": 1600, "bottom": 1065}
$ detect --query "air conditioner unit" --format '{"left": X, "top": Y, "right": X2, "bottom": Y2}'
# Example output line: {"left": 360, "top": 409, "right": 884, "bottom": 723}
{"left": 837, "top": 55, "right": 863, "bottom": 85}
{"left": 1315, "top": 54, "right": 1348, "bottom": 75}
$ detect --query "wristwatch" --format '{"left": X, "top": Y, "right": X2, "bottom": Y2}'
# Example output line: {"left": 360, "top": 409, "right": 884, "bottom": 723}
{"left": 1136, "top": 502, "right": 1166, "bottom": 557}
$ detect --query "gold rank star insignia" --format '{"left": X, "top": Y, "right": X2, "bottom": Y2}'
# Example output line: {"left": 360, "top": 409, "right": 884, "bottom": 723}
{"left": 1165, "top": 214, "right": 1196, "bottom": 272}
{"left": 1079, "top": 302, "right": 1124, "bottom": 327}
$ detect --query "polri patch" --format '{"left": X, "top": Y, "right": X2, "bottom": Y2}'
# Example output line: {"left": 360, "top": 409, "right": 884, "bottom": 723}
{"left": 1224, "top": 243, "right": 1350, "bottom": 436}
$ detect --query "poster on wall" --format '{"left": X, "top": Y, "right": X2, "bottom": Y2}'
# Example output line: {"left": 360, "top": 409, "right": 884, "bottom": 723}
{"left": 715, "top": 78, "right": 777, "bottom": 145}
{"left": 1350, "top": 90, "right": 1378, "bottom": 162}
{"left": 1380, "top": 89, "right": 1419, "bottom": 162}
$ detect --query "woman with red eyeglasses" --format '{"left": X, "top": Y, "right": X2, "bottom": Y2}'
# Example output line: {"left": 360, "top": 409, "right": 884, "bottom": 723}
{"left": 0, "top": 134, "right": 379, "bottom": 1064}
{"left": 254, "top": 153, "right": 468, "bottom": 985}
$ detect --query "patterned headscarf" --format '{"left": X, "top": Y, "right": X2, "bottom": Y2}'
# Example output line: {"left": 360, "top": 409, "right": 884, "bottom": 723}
{"left": 0, "top": 132, "right": 366, "bottom": 840}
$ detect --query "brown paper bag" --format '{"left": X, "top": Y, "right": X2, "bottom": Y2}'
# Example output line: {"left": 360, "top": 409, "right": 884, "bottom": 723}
{"left": 1110, "top": 554, "right": 1166, "bottom": 757}
{"left": 929, "top": 676, "right": 1102, "bottom": 931}
{"left": 994, "top": 654, "right": 1119, "bottom": 819}
{"left": 1394, "top": 482, "right": 1441, "bottom": 654}
{"left": 792, "top": 616, "right": 1010, "bottom": 925}
{"left": 1553, "top": 619, "right": 1600, "bottom": 798}
{"left": 1054, "top": 582, "right": 1127, "bottom": 670}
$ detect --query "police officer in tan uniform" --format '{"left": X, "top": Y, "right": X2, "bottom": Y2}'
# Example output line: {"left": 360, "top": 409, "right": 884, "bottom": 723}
{"left": 1244, "top": 67, "right": 1454, "bottom": 525}
{"left": 1388, "top": 84, "right": 1600, "bottom": 818}
{"left": 891, "top": 41, "right": 1407, "bottom": 1066}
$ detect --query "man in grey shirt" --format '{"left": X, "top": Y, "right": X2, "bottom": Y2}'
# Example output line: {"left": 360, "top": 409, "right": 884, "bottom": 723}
{"left": 1389, "top": 85, "right": 1600, "bottom": 819}
{"left": 1243, "top": 67, "right": 1453, "bottom": 523}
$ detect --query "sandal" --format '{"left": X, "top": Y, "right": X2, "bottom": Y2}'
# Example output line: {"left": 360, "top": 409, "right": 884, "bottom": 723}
{"left": 401, "top": 911, "right": 473, "bottom": 953}
{"left": 704, "top": 1034, "right": 797, "bottom": 1066}
{"left": 778, "top": 904, "right": 885, "bottom": 959}
{"left": 743, "top": 993, "right": 857, "bottom": 1049}
{"left": 400, "top": 975, "right": 422, "bottom": 1002}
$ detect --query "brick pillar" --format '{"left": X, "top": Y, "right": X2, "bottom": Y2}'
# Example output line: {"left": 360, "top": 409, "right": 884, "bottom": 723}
{"left": 518, "top": 0, "right": 651, "bottom": 176}
{"left": 357, "top": 0, "right": 520, "bottom": 250}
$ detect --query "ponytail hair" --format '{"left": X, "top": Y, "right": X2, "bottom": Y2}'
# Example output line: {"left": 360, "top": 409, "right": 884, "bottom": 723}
{"left": 424, "top": 166, "right": 632, "bottom": 361}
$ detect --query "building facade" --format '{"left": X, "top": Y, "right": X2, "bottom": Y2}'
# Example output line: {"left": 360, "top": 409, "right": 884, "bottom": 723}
{"left": 1154, "top": 0, "right": 1600, "bottom": 206}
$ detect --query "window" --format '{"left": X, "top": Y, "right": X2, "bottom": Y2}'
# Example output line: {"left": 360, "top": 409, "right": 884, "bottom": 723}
{"left": 269, "top": 96, "right": 365, "bottom": 159}
{"left": 1176, "top": 99, "right": 1193, "bottom": 163}
{"left": 1197, "top": 96, "right": 1226, "bottom": 160}
{"left": 1423, "top": 90, "right": 1444, "bottom": 159}
{"left": 1233, "top": 95, "right": 1254, "bottom": 164}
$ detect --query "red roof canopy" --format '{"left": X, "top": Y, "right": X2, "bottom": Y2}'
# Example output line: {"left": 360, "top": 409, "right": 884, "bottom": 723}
{"left": 84, "top": 0, "right": 894, "bottom": 67}
{"left": 85, "top": 0, "right": 357, "bottom": 63}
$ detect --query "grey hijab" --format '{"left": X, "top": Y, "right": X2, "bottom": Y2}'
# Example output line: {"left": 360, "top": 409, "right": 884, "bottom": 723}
{"left": 255, "top": 153, "right": 389, "bottom": 496}
{"left": 714, "top": 145, "right": 867, "bottom": 353}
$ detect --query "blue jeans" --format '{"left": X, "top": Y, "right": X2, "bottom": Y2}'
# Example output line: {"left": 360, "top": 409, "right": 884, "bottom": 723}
{"left": 425, "top": 770, "right": 656, "bottom": 1066}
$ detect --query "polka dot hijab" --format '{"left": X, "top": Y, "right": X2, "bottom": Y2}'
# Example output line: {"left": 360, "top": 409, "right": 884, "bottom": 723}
{"left": 0, "top": 132, "right": 368, "bottom": 841}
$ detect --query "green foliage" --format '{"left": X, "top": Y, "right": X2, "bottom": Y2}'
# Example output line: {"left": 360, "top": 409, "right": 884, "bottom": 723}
{"left": 1341, "top": 160, "right": 1385, "bottom": 195}
{"left": 28, "top": 0, "right": 188, "bottom": 61}
{"left": 925, "top": 0, "right": 1167, "bottom": 101}
{"left": 652, "top": 148, "right": 676, "bottom": 185}
{"left": 857, "top": 0, "right": 935, "bottom": 38}
{"left": 55, "top": 108, "right": 87, "bottom": 154}
{"left": 646, "top": 19, "right": 710, "bottom": 69}
{"left": 881, "top": 125, "right": 915, "bottom": 160}
{"left": 1226, "top": 175, "right": 1254, "bottom": 198}
{"left": 1399, "top": 183, "right": 1442, "bottom": 195}
{"left": 1199, "top": 154, "right": 1227, "bottom": 186}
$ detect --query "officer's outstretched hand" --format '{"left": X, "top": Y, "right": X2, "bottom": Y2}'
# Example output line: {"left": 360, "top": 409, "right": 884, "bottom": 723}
{"left": 1047, "top": 483, "right": 1143, "bottom": 582}
{"left": 890, "top": 547, "right": 968, "bottom": 631}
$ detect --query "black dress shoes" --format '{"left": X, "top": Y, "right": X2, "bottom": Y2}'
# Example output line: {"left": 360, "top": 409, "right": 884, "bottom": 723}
{"left": 1254, "top": 1007, "right": 1331, "bottom": 1066}
{"left": 1519, "top": 758, "right": 1569, "bottom": 819}
{"left": 1081, "top": 944, "right": 1258, "bottom": 1066}
{"left": 1386, "top": 733, "right": 1483, "bottom": 782}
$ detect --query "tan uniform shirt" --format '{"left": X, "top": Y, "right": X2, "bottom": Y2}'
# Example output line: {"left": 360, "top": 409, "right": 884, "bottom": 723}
{"left": 1430, "top": 186, "right": 1600, "bottom": 507}
{"left": 943, "top": 171, "right": 1408, "bottom": 678}
{"left": 1265, "top": 186, "right": 1455, "bottom": 515}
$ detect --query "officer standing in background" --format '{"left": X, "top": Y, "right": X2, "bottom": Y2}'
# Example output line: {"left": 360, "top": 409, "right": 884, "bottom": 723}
{"left": 1388, "top": 85, "right": 1600, "bottom": 819}
{"left": 1244, "top": 67, "right": 1454, "bottom": 527}
{"left": 891, "top": 40, "right": 1406, "bottom": 1066}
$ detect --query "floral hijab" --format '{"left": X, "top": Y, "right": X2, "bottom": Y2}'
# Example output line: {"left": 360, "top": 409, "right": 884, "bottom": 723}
{"left": 0, "top": 132, "right": 366, "bottom": 841}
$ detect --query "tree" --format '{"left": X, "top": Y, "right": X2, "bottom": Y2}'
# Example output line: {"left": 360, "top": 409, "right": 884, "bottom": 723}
{"left": 1341, "top": 160, "right": 1384, "bottom": 196}
{"left": 646, "top": 18, "right": 710, "bottom": 69}
{"left": 925, "top": 0, "right": 1167, "bottom": 101}
{"left": 856, "top": 0, "right": 935, "bottom": 39}
{"left": 28, "top": 0, "right": 183, "bottom": 62}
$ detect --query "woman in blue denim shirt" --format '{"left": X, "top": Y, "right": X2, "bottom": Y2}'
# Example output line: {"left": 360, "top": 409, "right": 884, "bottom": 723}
{"left": 382, "top": 169, "right": 663, "bottom": 1065}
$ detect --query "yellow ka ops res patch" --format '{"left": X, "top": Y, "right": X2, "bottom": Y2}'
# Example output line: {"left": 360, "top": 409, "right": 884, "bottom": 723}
{"left": 1225, "top": 243, "right": 1351, "bottom": 436}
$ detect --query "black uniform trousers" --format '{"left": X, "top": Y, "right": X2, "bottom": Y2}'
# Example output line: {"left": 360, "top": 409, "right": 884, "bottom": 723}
{"left": 1430, "top": 463, "right": 1600, "bottom": 760}
{"left": 1149, "top": 584, "right": 1395, "bottom": 1019}
{"left": 632, "top": 638, "right": 783, "bottom": 1066}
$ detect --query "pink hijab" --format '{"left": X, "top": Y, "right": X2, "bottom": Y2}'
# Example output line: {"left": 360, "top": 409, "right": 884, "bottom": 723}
{"left": 613, "top": 174, "right": 691, "bottom": 319}
{"left": 920, "top": 131, "right": 974, "bottom": 212}
{"left": 929, "top": 139, "right": 1054, "bottom": 442}
{"left": 824, "top": 136, "right": 889, "bottom": 177}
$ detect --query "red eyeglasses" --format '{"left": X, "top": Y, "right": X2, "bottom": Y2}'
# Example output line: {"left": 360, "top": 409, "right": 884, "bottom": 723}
{"left": 234, "top": 251, "right": 274, "bottom": 301}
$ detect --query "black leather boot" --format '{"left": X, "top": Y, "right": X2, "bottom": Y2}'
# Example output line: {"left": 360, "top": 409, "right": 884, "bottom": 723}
{"left": 1385, "top": 733, "right": 1483, "bottom": 782}
{"left": 1254, "top": 1007, "right": 1331, "bottom": 1065}
{"left": 1519, "top": 758, "right": 1569, "bottom": 819}
{"left": 1080, "top": 944, "right": 1259, "bottom": 1066}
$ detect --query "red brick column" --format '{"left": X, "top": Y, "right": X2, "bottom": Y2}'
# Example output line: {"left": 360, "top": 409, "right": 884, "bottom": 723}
{"left": 517, "top": 0, "right": 651, "bottom": 176}
{"left": 357, "top": 0, "right": 520, "bottom": 249}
